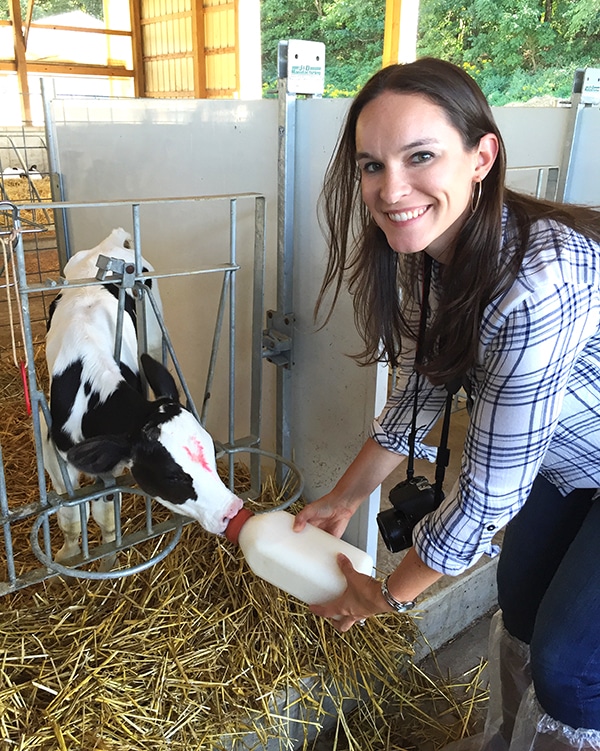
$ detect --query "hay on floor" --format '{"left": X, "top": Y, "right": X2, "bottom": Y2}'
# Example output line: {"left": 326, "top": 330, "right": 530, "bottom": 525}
{"left": 0, "top": 518, "right": 420, "bottom": 751}
{"left": 0, "top": 340, "right": 488, "bottom": 751}
{"left": 1, "top": 176, "right": 54, "bottom": 229}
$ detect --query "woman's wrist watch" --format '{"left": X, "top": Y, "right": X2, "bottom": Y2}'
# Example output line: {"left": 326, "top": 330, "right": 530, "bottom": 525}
{"left": 381, "top": 575, "right": 415, "bottom": 613}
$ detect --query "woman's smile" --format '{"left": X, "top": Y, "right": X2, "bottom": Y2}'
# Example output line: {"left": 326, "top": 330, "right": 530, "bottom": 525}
{"left": 386, "top": 206, "right": 430, "bottom": 223}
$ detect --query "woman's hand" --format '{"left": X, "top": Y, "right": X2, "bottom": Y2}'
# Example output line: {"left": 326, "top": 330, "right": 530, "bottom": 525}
{"left": 310, "top": 548, "right": 445, "bottom": 633}
{"left": 310, "top": 553, "right": 391, "bottom": 632}
{"left": 293, "top": 492, "right": 357, "bottom": 537}
{"left": 293, "top": 437, "right": 406, "bottom": 537}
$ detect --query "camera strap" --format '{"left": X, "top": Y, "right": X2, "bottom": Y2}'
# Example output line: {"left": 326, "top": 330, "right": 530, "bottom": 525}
{"left": 406, "top": 253, "right": 461, "bottom": 504}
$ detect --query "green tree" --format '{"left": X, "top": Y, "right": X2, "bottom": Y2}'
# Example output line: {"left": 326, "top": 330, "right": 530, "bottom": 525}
{"left": 0, "top": 1, "right": 103, "bottom": 21}
{"left": 418, "top": 0, "right": 600, "bottom": 104}
{"left": 260, "top": 0, "right": 384, "bottom": 96}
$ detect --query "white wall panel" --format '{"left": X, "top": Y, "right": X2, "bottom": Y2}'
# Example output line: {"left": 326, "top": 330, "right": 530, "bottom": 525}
{"left": 564, "top": 106, "right": 600, "bottom": 206}
{"left": 49, "top": 97, "right": 278, "bottom": 450}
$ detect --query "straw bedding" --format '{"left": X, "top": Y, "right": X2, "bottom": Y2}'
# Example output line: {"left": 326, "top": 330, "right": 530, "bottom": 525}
{"left": 1, "top": 176, "right": 54, "bottom": 228}
{"left": 0, "top": 517, "right": 487, "bottom": 751}
{"left": 0, "top": 317, "right": 487, "bottom": 751}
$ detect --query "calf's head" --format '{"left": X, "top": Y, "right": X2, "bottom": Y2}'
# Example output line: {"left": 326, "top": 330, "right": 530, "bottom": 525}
{"left": 66, "top": 354, "right": 243, "bottom": 535}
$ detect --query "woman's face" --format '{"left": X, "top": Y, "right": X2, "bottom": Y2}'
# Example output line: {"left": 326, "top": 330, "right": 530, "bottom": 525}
{"left": 355, "top": 91, "right": 498, "bottom": 262}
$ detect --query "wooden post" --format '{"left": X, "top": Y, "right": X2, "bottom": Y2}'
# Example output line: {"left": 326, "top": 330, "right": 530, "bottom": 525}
{"left": 128, "top": 0, "right": 145, "bottom": 97}
{"left": 9, "top": 0, "right": 32, "bottom": 125}
{"left": 382, "top": 0, "right": 420, "bottom": 67}
{"left": 192, "top": 0, "right": 208, "bottom": 98}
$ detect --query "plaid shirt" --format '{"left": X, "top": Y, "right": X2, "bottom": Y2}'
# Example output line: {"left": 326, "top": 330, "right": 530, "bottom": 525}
{"left": 371, "top": 210, "right": 600, "bottom": 575}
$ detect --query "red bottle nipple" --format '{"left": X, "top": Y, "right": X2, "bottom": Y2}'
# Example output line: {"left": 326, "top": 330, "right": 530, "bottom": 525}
{"left": 224, "top": 507, "right": 254, "bottom": 544}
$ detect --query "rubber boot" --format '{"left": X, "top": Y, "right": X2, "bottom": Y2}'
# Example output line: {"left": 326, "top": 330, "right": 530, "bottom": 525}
{"left": 508, "top": 685, "right": 600, "bottom": 751}
{"left": 441, "top": 610, "right": 531, "bottom": 751}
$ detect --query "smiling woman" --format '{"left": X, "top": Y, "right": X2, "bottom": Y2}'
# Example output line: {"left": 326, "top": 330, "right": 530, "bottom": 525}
{"left": 293, "top": 57, "right": 600, "bottom": 751}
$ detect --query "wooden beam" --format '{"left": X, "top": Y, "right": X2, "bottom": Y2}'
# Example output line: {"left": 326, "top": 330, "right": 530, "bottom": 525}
{"left": 0, "top": 59, "right": 134, "bottom": 77}
{"left": 25, "top": 23, "right": 131, "bottom": 36}
{"left": 23, "top": 0, "right": 34, "bottom": 48}
{"left": 382, "top": 0, "right": 420, "bottom": 67}
{"left": 8, "top": 0, "right": 32, "bottom": 124}
{"left": 191, "top": 0, "right": 207, "bottom": 98}
{"left": 233, "top": 0, "right": 240, "bottom": 97}
{"left": 140, "top": 10, "right": 191, "bottom": 24}
{"left": 129, "top": 0, "right": 145, "bottom": 97}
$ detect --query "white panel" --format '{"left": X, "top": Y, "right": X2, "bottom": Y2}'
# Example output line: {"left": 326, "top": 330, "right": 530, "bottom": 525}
{"left": 564, "top": 106, "right": 600, "bottom": 206}
{"left": 492, "top": 106, "right": 571, "bottom": 168}
{"left": 50, "top": 98, "right": 278, "bottom": 451}
{"left": 292, "top": 97, "right": 385, "bottom": 558}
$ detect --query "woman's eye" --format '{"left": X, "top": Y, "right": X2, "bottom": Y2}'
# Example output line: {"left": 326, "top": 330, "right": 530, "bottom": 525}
{"left": 360, "top": 161, "right": 382, "bottom": 174}
{"left": 411, "top": 151, "right": 434, "bottom": 164}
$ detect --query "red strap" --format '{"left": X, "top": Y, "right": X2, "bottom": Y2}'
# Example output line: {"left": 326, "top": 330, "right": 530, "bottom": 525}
{"left": 19, "top": 361, "right": 31, "bottom": 416}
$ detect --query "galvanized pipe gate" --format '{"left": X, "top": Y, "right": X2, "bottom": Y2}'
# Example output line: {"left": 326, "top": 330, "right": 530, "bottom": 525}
{"left": 0, "top": 195, "right": 303, "bottom": 596}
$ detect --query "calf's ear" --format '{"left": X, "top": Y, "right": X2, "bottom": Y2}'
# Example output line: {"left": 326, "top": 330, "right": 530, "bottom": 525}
{"left": 140, "top": 353, "right": 179, "bottom": 401}
{"left": 67, "top": 435, "right": 132, "bottom": 475}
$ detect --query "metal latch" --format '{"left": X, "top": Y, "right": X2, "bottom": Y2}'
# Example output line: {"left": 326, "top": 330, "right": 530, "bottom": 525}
{"left": 95, "top": 254, "right": 137, "bottom": 288}
{"left": 262, "top": 310, "right": 294, "bottom": 368}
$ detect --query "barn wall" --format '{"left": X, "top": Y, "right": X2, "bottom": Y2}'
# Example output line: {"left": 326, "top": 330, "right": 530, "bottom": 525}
{"left": 138, "top": 0, "right": 260, "bottom": 99}
{"left": 140, "top": 0, "right": 199, "bottom": 97}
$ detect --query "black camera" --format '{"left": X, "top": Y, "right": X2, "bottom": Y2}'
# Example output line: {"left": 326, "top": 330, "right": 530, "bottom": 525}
{"left": 377, "top": 475, "right": 442, "bottom": 553}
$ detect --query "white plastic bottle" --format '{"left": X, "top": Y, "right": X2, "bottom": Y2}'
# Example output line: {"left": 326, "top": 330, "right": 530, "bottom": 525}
{"left": 225, "top": 508, "right": 374, "bottom": 605}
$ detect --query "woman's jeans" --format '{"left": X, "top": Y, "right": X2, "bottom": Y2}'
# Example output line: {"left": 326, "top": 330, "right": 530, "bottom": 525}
{"left": 497, "top": 475, "right": 600, "bottom": 730}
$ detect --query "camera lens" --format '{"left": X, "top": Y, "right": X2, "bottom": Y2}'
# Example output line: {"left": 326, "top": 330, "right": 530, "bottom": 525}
{"left": 376, "top": 508, "right": 413, "bottom": 553}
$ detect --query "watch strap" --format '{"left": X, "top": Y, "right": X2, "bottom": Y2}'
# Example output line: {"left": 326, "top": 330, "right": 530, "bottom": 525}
{"left": 381, "top": 575, "right": 415, "bottom": 613}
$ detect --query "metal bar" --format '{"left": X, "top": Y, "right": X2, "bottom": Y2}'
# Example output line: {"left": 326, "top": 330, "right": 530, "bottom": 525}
{"left": 557, "top": 89, "right": 582, "bottom": 202}
{"left": 41, "top": 77, "right": 69, "bottom": 266}
{"left": 113, "top": 284, "right": 127, "bottom": 364}
{"left": 0, "top": 444, "right": 17, "bottom": 586}
{"left": 12, "top": 218, "right": 53, "bottom": 563}
{"left": 275, "top": 77, "right": 297, "bottom": 471}
{"left": 535, "top": 168, "right": 545, "bottom": 199}
{"left": 228, "top": 198, "right": 237, "bottom": 487}
{"left": 17, "top": 194, "right": 263, "bottom": 210}
{"left": 23, "top": 263, "right": 240, "bottom": 295}
{"left": 201, "top": 271, "right": 231, "bottom": 425}
{"left": 80, "top": 502, "right": 89, "bottom": 559}
{"left": 250, "top": 196, "right": 266, "bottom": 495}
{"left": 145, "top": 496, "right": 153, "bottom": 535}
{"left": 113, "top": 492, "right": 123, "bottom": 546}
{"left": 144, "top": 286, "right": 201, "bottom": 423}
{"left": 131, "top": 204, "right": 150, "bottom": 362}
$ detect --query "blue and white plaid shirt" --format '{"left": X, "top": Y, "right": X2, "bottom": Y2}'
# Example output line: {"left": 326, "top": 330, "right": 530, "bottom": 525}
{"left": 371, "top": 210, "right": 600, "bottom": 575}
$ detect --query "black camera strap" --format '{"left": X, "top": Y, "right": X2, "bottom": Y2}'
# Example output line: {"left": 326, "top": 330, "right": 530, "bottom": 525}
{"left": 406, "top": 253, "right": 460, "bottom": 504}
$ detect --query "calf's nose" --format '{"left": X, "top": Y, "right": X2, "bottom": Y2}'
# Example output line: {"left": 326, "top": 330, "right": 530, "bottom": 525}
{"left": 224, "top": 497, "right": 244, "bottom": 525}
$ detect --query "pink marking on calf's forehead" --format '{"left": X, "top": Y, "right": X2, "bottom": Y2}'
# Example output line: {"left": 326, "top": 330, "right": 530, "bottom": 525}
{"left": 183, "top": 436, "right": 213, "bottom": 472}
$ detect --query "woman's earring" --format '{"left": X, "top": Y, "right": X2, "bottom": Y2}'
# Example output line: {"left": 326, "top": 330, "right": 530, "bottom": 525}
{"left": 471, "top": 180, "right": 483, "bottom": 213}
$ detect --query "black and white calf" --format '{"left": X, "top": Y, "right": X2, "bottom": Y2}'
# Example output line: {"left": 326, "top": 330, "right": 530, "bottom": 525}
{"left": 43, "top": 228, "right": 243, "bottom": 564}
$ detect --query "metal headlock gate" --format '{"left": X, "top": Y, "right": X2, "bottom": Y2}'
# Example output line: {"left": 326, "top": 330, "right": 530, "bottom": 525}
{"left": 0, "top": 195, "right": 303, "bottom": 596}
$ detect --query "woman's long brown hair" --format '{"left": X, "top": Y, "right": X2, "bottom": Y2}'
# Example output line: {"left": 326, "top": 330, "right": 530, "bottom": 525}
{"left": 317, "top": 58, "right": 600, "bottom": 385}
